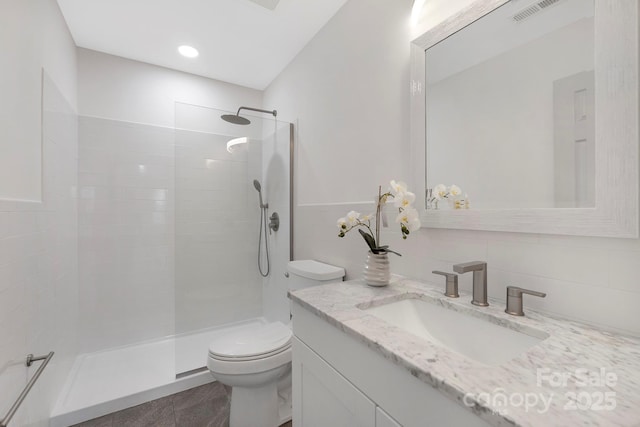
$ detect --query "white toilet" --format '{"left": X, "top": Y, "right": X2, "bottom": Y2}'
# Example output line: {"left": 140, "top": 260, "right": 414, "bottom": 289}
{"left": 207, "top": 260, "right": 345, "bottom": 427}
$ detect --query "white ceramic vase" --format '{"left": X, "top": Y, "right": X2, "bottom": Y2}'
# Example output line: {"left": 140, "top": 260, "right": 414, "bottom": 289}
{"left": 363, "top": 251, "right": 390, "bottom": 287}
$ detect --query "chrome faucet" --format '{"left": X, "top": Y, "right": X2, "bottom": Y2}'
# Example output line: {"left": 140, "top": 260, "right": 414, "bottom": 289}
{"left": 505, "top": 286, "right": 546, "bottom": 316}
{"left": 452, "top": 261, "right": 488, "bottom": 306}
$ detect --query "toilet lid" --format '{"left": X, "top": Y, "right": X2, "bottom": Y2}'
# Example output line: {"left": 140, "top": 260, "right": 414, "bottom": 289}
{"left": 208, "top": 321, "right": 292, "bottom": 360}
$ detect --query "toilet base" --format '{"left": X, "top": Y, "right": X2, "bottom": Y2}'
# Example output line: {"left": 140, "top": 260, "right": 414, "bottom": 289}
{"left": 230, "top": 382, "right": 278, "bottom": 427}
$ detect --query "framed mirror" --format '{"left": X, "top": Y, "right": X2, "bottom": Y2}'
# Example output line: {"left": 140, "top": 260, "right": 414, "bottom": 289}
{"left": 409, "top": 0, "right": 638, "bottom": 237}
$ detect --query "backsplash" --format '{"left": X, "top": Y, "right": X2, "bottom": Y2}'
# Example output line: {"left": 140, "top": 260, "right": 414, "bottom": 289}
{"left": 295, "top": 204, "right": 640, "bottom": 337}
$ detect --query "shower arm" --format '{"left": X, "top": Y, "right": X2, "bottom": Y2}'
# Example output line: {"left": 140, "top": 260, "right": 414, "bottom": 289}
{"left": 236, "top": 106, "right": 277, "bottom": 118}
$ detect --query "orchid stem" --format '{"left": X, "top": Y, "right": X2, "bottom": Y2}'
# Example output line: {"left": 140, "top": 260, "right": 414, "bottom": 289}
{"left": 376, "top": 185, "right": 381, "bottom": 247}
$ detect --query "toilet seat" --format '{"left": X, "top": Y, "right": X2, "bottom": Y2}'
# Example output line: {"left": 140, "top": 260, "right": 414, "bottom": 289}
{"left": 207, "top": 321, "right": 293, "bottom": 377}
{"left": 208, "top": 346, "right": 291, "bottom": 376}
{"left": 208, "top": 321, "right": 292, "bottom": 360}
{"left": 210, "top": 344, "right": 291, "bottom": 362}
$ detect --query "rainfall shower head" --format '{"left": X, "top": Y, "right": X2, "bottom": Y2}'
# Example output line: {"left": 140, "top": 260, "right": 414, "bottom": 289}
{"left": 221, "top": 114, "right": 251, "bottom": 125}
{"left": 220, "top": 106, "right": 277, "bottom": 126}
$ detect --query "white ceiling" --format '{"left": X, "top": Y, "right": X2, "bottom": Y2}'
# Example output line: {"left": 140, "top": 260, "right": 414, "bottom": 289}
{"left": 56, "top": 0, "right": 348, "bottom": 90}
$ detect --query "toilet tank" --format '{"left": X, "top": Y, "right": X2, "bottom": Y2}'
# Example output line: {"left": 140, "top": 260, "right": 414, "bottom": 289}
{"left": 287, "top": 260, "right": 345, "bottom": 291}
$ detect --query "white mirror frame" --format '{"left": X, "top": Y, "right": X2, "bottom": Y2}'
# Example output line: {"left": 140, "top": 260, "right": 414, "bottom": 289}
{"left": 410, "top": 0, "right": 638, "bottom": 238}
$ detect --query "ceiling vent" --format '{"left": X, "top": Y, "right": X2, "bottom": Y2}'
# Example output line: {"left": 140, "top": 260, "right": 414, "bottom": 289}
{"left": 247, "top": 0, "right": 281, "bottom": 11}
{"left": 537, "top": 0, "right": 561, "bottom": 9}
{"left": 512, "top": 0, "right": 563, "bottom": 22}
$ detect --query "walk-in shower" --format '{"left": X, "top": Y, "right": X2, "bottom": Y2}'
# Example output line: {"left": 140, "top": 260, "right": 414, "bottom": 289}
{"left": 51, "top": 104, "right": 294, "bottom": 426}
{"left": 174, "top": 102, "right": 291, "bottom": 373}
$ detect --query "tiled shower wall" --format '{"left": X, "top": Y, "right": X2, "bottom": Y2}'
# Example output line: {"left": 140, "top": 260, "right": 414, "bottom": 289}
{"left": 175, "top": 129, "right": 262, "bottom": 335}
{"left": 78, "top": 117, "right": 175, "bottom": 353}
{"left": 78, "top": 116, "right": 264, "bottom": 354}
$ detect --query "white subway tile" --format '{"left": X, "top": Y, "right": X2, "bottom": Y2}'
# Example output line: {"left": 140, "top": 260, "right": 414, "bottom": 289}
{"left": 489, "top": 268, "right": 638, "bottom": 336}
{"left": 487, "top": 239, "right": 609, "bottom": 287}
{"left": 606, "top": 250, "right": 640, "bottom": 293}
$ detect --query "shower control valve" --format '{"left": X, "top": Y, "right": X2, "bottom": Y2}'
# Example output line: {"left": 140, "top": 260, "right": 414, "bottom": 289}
{"left": 269, "top": 212, "right": 280, "bottom": 232}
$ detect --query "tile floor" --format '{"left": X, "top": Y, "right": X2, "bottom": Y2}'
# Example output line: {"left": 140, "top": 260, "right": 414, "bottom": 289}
{"left": 72, "top": 382, "right": 292, "bottom": 427}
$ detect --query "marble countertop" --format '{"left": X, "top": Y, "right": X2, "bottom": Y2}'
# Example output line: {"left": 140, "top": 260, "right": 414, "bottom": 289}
{"left": 289, "top": 276, "right": 640, "bottom": 427}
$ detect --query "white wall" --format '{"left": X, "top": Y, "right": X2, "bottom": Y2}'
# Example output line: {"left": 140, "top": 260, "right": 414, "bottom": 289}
{"left": 0, "top": 0, "right": 77, "bottom": 201}
{"left": 77, "top": 48, "right": 263, "bottom": 128}
{"left": 264, "top": 0, "right": 640, "bottom": 337}
{"left": 0, "top": 0, "right": 78, "bottom": 425}
{"left": 266, "top": 0, "right": 411, "bottom": 205}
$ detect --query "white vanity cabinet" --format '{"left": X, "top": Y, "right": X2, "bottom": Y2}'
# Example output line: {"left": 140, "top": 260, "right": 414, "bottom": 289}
{"left": 376, "top": 407, "right": 401, "bottom": 427}
{"left": 291, "top": 302, "right": 490, "bottom": 427}
{"left": 293, "top": 337, "right": 376, "bottom": 427}
{"left": 293, "top": 338, "right": 401, "bottom": 427}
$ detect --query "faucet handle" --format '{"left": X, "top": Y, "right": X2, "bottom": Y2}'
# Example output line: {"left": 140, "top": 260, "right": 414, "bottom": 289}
{"left": 505, "top": 286, "right": 546, "bottom": 316}
{"left": 432, "top": 271, "right": 459, "bottom": 298}
{"left": 509, "top": 286, "right": 546, "bottom": 298}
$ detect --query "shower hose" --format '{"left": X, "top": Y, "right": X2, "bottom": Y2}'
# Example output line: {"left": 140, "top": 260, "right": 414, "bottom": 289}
{"left": 257, "top": 204, "right": 270, "bottom": 277}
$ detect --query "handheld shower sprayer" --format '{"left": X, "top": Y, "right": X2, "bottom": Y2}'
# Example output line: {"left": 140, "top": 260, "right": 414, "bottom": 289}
{"left": 253, "top": 179, "right": 267, "bottom": 209}
{"left": 253, "top": 179, "right": 278, "bottom": 277}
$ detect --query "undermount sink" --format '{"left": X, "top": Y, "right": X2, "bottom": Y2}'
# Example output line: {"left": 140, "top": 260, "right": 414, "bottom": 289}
{"left": 362, "top": 298, "right": 548, "bottom": 366}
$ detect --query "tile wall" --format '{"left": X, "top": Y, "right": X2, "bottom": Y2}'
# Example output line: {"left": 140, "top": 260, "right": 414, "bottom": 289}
{"left": 296, "top": 204, "right": 640, "bottom": 337}
{"left": 174, "top": 129, "right": 263, "bottom": 335}
{"left": 78, "top": 117, "right": 175, "bottom": 352}
{"left": 78, "top": 114, "right": 264, "bottom": 354}
{"left": 0, "top": 73, "right": 79, "bottom": 426}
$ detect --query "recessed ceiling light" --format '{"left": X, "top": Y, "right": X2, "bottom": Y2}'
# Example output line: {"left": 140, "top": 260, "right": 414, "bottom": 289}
{"left": 178, "top": 45, "right": 199, "bottom": 58}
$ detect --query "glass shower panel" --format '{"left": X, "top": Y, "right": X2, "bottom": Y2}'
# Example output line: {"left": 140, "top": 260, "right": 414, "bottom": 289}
{"left": 174, "top": 103, "right": 272, "bottom": 376}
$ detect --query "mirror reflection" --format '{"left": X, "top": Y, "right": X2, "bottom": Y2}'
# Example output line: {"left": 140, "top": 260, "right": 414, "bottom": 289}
{"left": 425, "top": 0, "right": 595, "bottom": 209}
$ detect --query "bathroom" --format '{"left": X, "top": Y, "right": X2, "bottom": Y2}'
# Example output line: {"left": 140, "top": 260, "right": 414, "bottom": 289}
{"left": 0, "top": 0, "right": 639, "bottom": 426}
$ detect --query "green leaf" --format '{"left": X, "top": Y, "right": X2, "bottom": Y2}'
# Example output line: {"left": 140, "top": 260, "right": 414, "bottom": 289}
{"left": 358, "top": 229, "right": 377, "bottom": 252}
{"left": 373, "top": 245, "right": 402, "bottom": 256}
{"left": 380, "top": 248, "right": 402, "bottom": 257}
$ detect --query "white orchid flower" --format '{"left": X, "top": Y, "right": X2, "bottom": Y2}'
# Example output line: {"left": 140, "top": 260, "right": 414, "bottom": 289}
{"left": 394, "top": 191, "right": 416, "bottom": 209}
{"left": 337, "top": 217, "right": 347, "bottom": 229}
{"left": 346, "top": 210, "right": 361, "bottom": 226}
{"left": 360, "top": 213, "right": 373, "bottom": 222}
{"left": 449, "top": 184, "right": 462, "bottom": 197}
{"left": 433, "top": 184, "right": 447, "bottom": 199}
{"left": 397, "top": 207, "right": 421, "bottom": 231}
{"left": 407, "top": 216, "right": 421, "bottom": 232}
{"left": 389, "top": 180, "right": 408, "bottom": 195}
{"left": 395, "top": 207, "right": 418, "bottom": 224}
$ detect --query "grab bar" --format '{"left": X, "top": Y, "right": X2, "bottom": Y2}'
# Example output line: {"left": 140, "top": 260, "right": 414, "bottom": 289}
{"left": 1, "top": 351, "right": 54, "bottom": 427}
